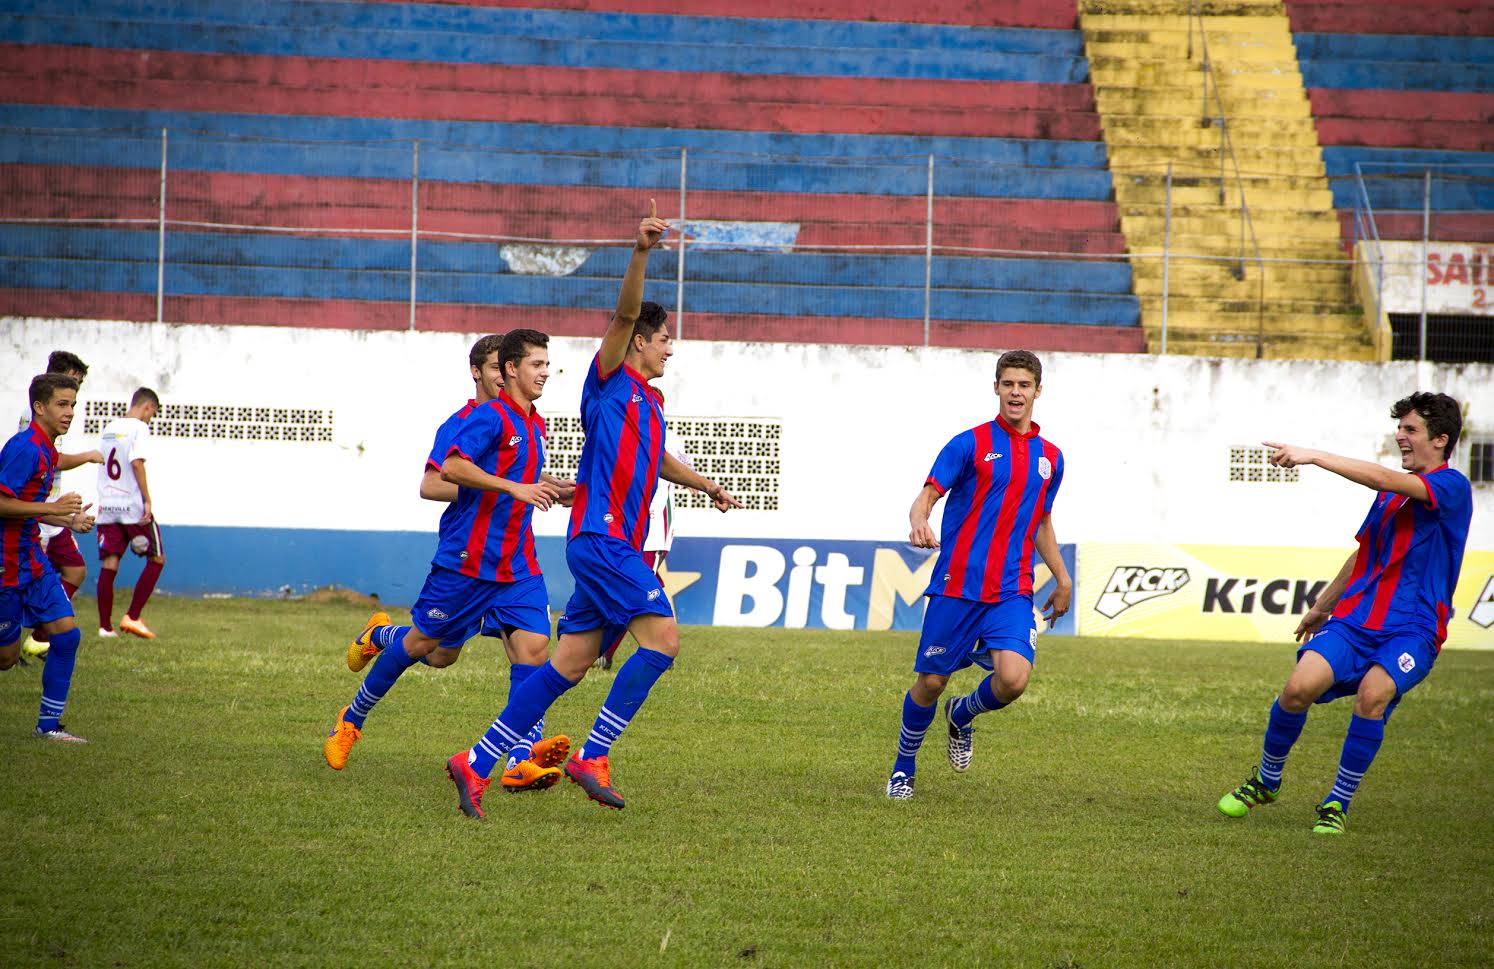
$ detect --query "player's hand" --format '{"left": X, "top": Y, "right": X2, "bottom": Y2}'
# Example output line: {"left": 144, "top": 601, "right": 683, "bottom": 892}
{"left": 140, "top": 500, "right": 153, "bottom": 523}
{"left": 1294, "top": 607, "right": 1330, "bottom": 643}
{"left": 1262, "top": 441, "right": 1317, "bottom": 469}
{"left": 705, "top": 480, "right": 741, "bottom": 513}
{"left": 71, "top": 504, "right": 96, "bottom": 534}
{"left": 512, "top": 480, "right": 562, "bottom": 511}
{"left": 636, "top": 198, "right": 669, "bottom": 251}
{"left": 84, "top": 450, "right": 104, "bottom": 465}
{"left": 51, "top": 492, "right": 84, "bottom": 516}
{"left": 909, "top": 521, "right": 939, "bottom": 549}
{"left": 1042, "top": 581, "right": 1072, "bottom": 623}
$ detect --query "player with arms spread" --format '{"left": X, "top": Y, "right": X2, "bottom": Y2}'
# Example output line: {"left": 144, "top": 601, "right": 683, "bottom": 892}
{"left": 887, "top": 350, "right": 1072, "bottom": 800}
{"left": 1217, "top": 392, "right": 1473, "bottom": 835}
{"left": 95, "top": 387, "right": 166, "bottom": 640}
{"left": 446, "top": 202, "right": 740, "bottom": 817}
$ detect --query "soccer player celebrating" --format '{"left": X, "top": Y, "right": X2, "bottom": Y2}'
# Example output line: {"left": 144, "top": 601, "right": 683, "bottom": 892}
{"left": 1217, "top": 392, "right": 1473, "bottom": 835}
{"left": 324, "top": 330, "right": 569, "bottom": 786}
{"left": 886, "top": 350, "right": 1071, "bottom": 800}
{"left": 1, "top": 374, "right": 96, "bottom": 741}
{"left": 96, "top": 388, "right": 166, "bottom": 639}
{"left": 446, "top": 202, "right": 740, "bottom": 817}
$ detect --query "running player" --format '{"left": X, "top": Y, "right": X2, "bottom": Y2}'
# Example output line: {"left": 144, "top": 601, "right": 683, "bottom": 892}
{"left": 887, "top": 350, "right": 1072, "bottom": 800}
{"left": 1217, "top": 392, "right": 1473, "bottom": 834}
{"left": 324, "top": 329, "right": 569, "bottom": 787}
{"left": 1, "top": 374, "right": 95, "bottom": 741}
{"left": 446, "top": 202, "right": 740, "bottom": 818}
{"left": 95, "top": 387, "right": 164, "bottom": 639}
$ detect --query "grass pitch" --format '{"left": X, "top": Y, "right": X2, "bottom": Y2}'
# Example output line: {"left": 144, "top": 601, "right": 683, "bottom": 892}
{"left": 2, "top": 597, "right": 1491, "bottom": 968}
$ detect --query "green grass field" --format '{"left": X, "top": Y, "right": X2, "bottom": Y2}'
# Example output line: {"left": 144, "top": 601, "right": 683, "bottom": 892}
{"left": 2, "top": 597, "right": 1491, "bottom": 968}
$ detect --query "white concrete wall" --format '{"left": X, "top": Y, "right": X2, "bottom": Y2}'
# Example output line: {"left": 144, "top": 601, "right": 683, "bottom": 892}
{"left": 4, "top": 318, "right": 1491, "bottom": 552}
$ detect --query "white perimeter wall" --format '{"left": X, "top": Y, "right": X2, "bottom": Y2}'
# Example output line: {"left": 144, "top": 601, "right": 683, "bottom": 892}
{"left": 4, "top": 318, "right": 1491, "bottom": 552}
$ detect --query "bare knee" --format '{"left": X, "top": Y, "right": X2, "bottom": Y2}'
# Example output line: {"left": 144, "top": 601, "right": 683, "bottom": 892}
{"left": 423, "top": 647, "right": 461, "bottom": 669}
{"left": 60, "top": 566, "right": 86, "bottom": 587}
{"left": 910, "top": 673, "right": 948, "bottom": 707}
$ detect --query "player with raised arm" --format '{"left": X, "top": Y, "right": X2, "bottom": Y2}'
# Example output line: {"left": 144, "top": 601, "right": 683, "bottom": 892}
{"left": 324, "top": 330, "right": 569, "bottom": 785}
{"left": 886, "top": 350, "right": 1072, "bottom": 800}
{"left": 446, "top": 202, "right": 740, "bottom": 818}
{"left": 1, "top": 374, "right": 96, "bottom": 741}
{"left": 95, "top": 387, "right": 165, "bottom": 640}
{"left": 1217, "top": 393, "right": 1473, "bottom": 835}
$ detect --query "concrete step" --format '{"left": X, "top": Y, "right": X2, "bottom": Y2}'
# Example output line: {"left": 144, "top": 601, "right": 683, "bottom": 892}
{"left": 1129, "top": 259, "right": 1351, "bottom": 286}
{"left": 1091, "top": 65, "right": 1307, "bottom": 89}
{"left": 1120, "top": 214, "right": 1342, "bottom": 241}
{"left": 1087, "top": 40, "right": 1298, "bottom": 61}
{"left": 1113, "top": 180, "right": 1334, "bottom": 209}
{"left": 1145, "top": 334, "right": 1378, "bottom": 362}
{"left": 1083, "top": 4, "right": 1289, "bottom": 21}
{"left": 1119, "top": 202, "right": 1339, "bottom": 223}
{"left": 1108, "top": 149, "right": 1324, "bottom": 176}
{"left": 1152, "top": 309, "right": 1366, "bottom": 333}
{"left": 1132, "top": 276, "right": 1356, "bottom": 302}
{"left": 1100, "top": 119, "right": 1321, "bottom": 148}
{"left": 1095, "top": 90, "right": 1312, "bottom": 115}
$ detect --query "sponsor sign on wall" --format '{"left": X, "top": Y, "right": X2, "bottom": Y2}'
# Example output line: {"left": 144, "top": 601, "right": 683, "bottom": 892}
{"left": 1379, "top": 241, "right": 1494, "bottom": 316}
{"left": 1078, "top": 544, "right": 1494, "bottom": 650}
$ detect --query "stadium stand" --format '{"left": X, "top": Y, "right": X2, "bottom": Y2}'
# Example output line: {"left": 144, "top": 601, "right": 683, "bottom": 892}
{"left": 0, "top": 0, "right": 1143, "bottom": 352}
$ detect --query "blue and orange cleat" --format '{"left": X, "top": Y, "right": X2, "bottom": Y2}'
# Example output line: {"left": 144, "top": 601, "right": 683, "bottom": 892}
{"left": 500, "top": 759, "right": 563, "bottom": 792}
{"left": 347, "top": 611, "right": 391, "bottom": 672}
{"left": 529, "top": 734, "right": 571, "bottom": 770}
{"left": 447, "top": 752, "right": 492, "bottom": 819}
{"left": 564, "top": 752, "right": 625, "bottom": 810}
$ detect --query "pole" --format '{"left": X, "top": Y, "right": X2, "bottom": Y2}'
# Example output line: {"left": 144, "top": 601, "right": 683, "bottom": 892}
{"left": 923, "top": 154, "right": 934, "bottom": 347}
{"left": 676, "top": 147, "right": 687, "bottom": 339}
{"left": 1419, "top": 169, "right": 1430, "bottom": 361}
{"left": 156, "top": 128, "right": 167, "bottom": 325}
{"left": 409, "top": 140, "right": 419, "bottom": 332}
{"left": 1161, "top": 162, "right": 1172, "bottom": 355}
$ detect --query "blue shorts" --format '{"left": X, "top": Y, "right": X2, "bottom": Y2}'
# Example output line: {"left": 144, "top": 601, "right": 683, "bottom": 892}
{"left": 915, "top": 594, "right": 1036, "bottom": 676}
{"left": 557, "top": 533, "right": 673, "bottom": 636}
{"left": 0, "top": 570, "right": 74, "bottom": 646}
{"left": 1301, "top": 618, "right": 1436, "bottom": 711}
{"left": 411, "top": 567, "right": 550, "bottom": 648}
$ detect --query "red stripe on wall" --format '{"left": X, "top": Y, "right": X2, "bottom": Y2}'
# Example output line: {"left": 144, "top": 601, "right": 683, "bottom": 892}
{"left": 1286, "top": 3, "right": 1494, "bottom": 36}
{"left": 1314, "top": 118, "right": 1492, "bottom": 151}
{"left": 1307, "top": 88, "right": 1494, "bottom": 125}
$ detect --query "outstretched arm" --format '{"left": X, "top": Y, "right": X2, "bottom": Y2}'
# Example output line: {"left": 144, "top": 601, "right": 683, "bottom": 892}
{"left": 0, "top": 491, "right": 84, "bottom": 521}
{"left": 1033, "top": 515, "right": 1072, "bottom": 622}
{"left": 1293, "top": 550, "right": 1358, "bottom": 642}
{"left": 58, "top": 450, "right": 103, "bottom": 472}
{"left": 442, "top": 455, "right": 561, "bottom": 511}
{"left": 598, "top": 200, "right": 669, "bottom": 377}
{"left": 908, "top": 484, "right": 942, "bottom": 548}
{"left": 660, "top": 450, "right": 740, "bottom": 513}
{"left": 1263, "top": 441, "right": 1431, "bottom": 503}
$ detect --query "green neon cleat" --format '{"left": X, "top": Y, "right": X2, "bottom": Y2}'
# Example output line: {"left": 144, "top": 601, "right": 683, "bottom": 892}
{"left": 1312, "top": 801, "right": 1348, "bottom": 835}
{"left": 1218, "top": 769, "right": 1279, "bottom": 818}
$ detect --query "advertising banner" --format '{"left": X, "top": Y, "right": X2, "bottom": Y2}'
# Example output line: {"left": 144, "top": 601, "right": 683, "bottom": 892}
{"left": 1378, "top": 241, "right": 1494, "bottom": 316}
{"left": 1078, "top": 544, "right": 1494, "bottom": 650}
{"left": 660, "top": 537, "right": 1078, "bottom": 634}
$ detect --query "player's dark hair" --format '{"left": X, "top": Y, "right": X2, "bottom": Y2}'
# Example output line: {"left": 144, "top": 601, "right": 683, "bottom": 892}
{"left": 29, "top": 373, "right": 79, "bottom": 410}
{"left": 499, "top": 328, "right": 549, "bottom": 378}
{"left": 469, "top": 333, "right": 504, "bottom": 370}
{"left": 46, "top": 350, "right": 88, "bottom": 377}
{"left": 1392, "top": 392, "right": 1462, "bottom": 459}
{"left": 996, "top": 349, "right": 1042, "bottom": 386}
{"left": 131, "top": 387, "right": 161, "bottom": 410}
{"left": 630, "top": 301, "right": 668, "bottom": 346}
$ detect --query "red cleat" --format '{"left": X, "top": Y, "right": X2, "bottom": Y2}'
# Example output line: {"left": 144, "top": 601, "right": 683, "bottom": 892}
{"left": 446, "top": 752, "right": 492, "bottom": 819}
{"left": 564, "top": 752, "right": 625, "bottom": 810}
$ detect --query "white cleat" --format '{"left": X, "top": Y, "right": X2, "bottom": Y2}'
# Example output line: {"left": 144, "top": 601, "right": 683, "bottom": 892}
{"left": 885, "top": 771, "right": 915, "bottom": 800}
{"left": 35, "top": 725, "right": 88, "bottom": 743}
{"left": 98, "top": 628, "right": 118, "bottom": 638}
{"left": 944, "top": 697, "right": 974, "bottom": 773}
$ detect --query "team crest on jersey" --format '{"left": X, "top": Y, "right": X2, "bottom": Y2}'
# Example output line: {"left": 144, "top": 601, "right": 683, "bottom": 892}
{"left": 1038, "top": 457, "right": 1053, "bottom": 480}
{"left": 603, "top": 513, "right": 614, "bottom": 524}
{"left": 508, "top": 435, "right": 523, "bottom": 446}
{"left": 427, "top": 607, "right": 449, "bottom": 621}
{"left": 631, "top": 394, "right": 644, "bottom": 403}
{"left": 1398, "top": 652, "right": 1416, "bottom": 673}
{"left": 983, "top": 452, "right": 1003, "bottom": 462}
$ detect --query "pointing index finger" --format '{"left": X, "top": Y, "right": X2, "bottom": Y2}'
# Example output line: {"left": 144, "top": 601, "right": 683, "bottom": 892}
{"left": 649, "top": 197, "right": 657, "bottom": 220}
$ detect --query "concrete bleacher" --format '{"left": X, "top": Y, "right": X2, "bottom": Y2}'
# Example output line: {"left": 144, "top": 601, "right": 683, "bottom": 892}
{"left": 0, "top": 0, "right": 1142, "bottom": 352}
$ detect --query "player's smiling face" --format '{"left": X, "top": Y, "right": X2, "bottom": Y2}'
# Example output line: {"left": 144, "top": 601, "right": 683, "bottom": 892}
{"left": 472, "top": 352, "right": 505, "bottom": 403}
{"left": 1395, "top": 410, "right": 1447, "bottom": 473}
{"left": 635, "top": 325, "right": 673, "bottom": 380}
{"left": 508, "top": 346, "right": 550, "bottom": 402}
{"left": 994, "top": 367, "right": 1040, "bottom": 427}
{"left": 35, "top": 388, "right": 76, "bottom": 439}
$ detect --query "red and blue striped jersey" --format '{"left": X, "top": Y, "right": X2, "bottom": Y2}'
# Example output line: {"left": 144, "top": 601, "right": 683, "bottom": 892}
{"left": 430, "top": 390, "right": 546, "bottom": 583}
{"left": 1330, "top": 465, "right": 1472, "bottom": 650}
{"left": 923, "top": 415, "right": 1064, "bottom": 604}
{"left": 0, "top": 423, "right": 58, "bottom": 588}
{"left": 425, "top": 398, "right": 477, "bottom": 472}
{"left": 569, "top": 354, "right": 666, "bottom": 550}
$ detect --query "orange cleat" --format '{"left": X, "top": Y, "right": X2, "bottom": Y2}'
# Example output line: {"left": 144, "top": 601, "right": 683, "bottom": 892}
{"left": 119, "top": 616, "right": 156, "bottom": 639}
{"left": 346, "top": 611, "right": 391, "bottom": 672}
{"left": 447, "top": 753, "right": 492, "bottom": 819}
{"left": 564, "top": 752, "right": 625, "bottom": 810}
{"left": 323, "top": 706, "right": 361, "bottom": 770}
{"left": 528, "top": 734, "right": 571, "bottom": 770}
{"left": 500, "top": 759, "right": 563, "bottom": 792}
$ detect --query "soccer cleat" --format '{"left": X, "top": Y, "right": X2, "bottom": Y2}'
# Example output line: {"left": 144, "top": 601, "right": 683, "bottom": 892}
{"left": 323, "top": 706, "right": 361, "bottom": 770}
{"left": 447, "top": 753, "right": 492, "bottom": 819}
{"left": 1313, "top": 801, "right": 1348, "bottom": 835}
{"left": 886, "top": 771, "right": 915, "bottom": 800}
{"left": 1217, "top": 769, "right": 1280, "bottom": 818}
{"left": 98, "top": 628, "right": 118, "bottom": 638}
{"left": 346, "top": 611, "right": 391, "bottom": 672}
{"left": 35, "top": 725, "right": 87, "bottom": 743}
{"left": 528, "top": 734, "right": 571, "bottom": 770}
{"left": 500, "top": 759, "right": 563, "bottom": 792}
{"left": 119, "top": 616, "right": 156, "bottom": 640}
{"left": 564, "top": 753, "right": 625, "bottom": 810}
{"left": 21, "top": 635, "right": 49, "bottom": 662}
{"left": 943, "top": 697, "right": 974, "bottom": 773}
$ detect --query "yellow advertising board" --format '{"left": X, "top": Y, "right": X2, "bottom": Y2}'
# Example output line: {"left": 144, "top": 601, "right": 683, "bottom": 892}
{"left": 1077, "top": 544, "right": 1494, "bottom": 650}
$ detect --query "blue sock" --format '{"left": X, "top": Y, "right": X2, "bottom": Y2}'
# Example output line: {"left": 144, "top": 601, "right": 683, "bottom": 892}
{"left": 893, "top": 692, "right": 937, "bottom": 776}
{"left": 36, "top": 628, "right": 81, "bottom": 733}
{"left": 1258, "top": 698, "right": 1308, "bottom": 791}
{"left": 504, "top": 663, "right": 546, "bottom": 768}
{"left": 470, "top": 662, "right": 575, "bottom": 779}
{"left": 1325, "top": 714, "right": 1385, "bottom": 810}
{"left": 344, "top": 628, "right": 417, "bottom": 729}
{"left": 579, "top": 647, "right": 674, "bottom": 760}
{"left": 949, "top": 675, "right": 1006, "bottom": 728}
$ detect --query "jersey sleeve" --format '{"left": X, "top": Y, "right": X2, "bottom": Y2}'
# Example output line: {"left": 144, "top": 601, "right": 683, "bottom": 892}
{"left": 1418, "top": 466, "right": 1472, "bottom": 519}
{"left": 426, "top": 422, "right": 452, "bottom": 471}
{"left": 131, "top": 423, "right": 152, "bottom": 464}
{"left": 446, "top": 404, "right": 503, "bottom": 470}
{"left": 1044, "top": 450, "right": 1064, "bottom": 514}
{"left": 0, "top": 438, "right": 37, "bottom": 499}
{"left": 925, "top": 432, "right": 973, "bottom": 496}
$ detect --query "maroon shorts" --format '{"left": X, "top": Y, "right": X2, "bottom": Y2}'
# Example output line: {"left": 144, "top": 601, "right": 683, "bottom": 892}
{"left": 98, "top": 521, "right": 164, "bottom": 559}
{"left": 44, "top": 530, "right": 86, "bottom": 570}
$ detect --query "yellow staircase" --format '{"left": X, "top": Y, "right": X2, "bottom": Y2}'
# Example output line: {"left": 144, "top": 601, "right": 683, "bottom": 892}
{"left": 1080, "top": 0, "right": 1379, "bottom": 360}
